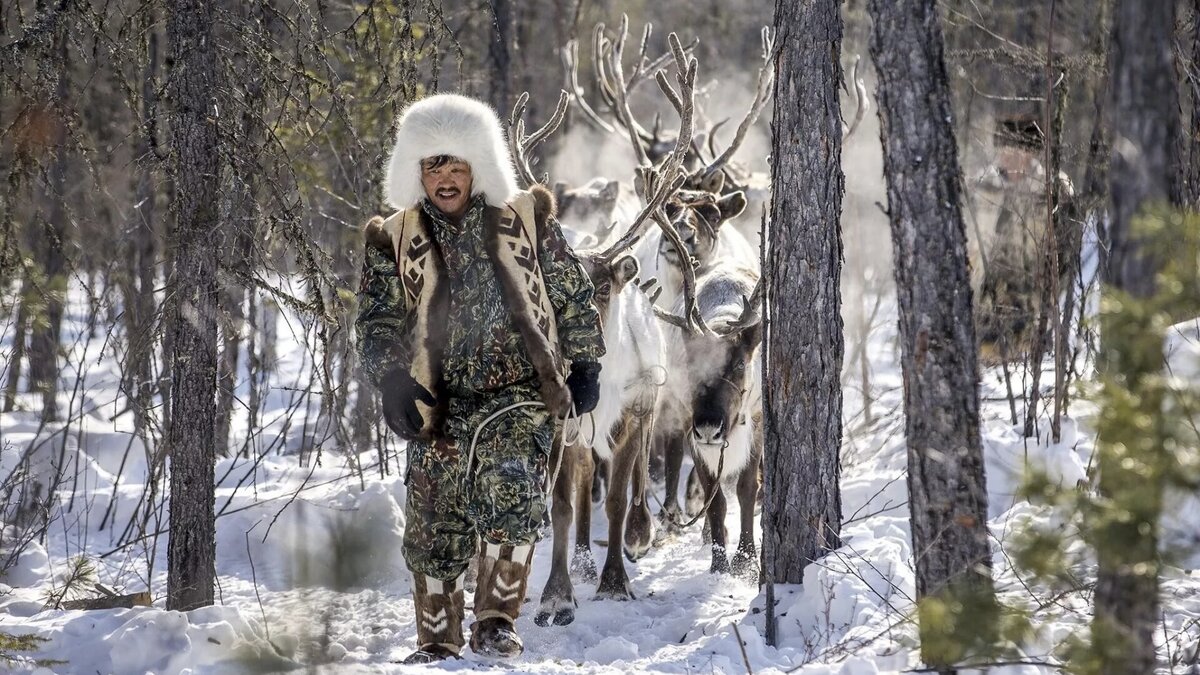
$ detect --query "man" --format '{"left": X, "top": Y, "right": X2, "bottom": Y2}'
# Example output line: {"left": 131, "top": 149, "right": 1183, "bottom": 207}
{"left": 355, "top": 93, "right": 604, "bottom": 663}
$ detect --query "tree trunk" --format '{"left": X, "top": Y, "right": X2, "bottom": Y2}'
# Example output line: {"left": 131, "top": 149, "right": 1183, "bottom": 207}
{"left": 1187, "top": 0, "right": 1200, "bottom": 208}
{"left": 165, "top": 0, "right": 220, "bottom": 613}
{"left": 763, "top": 0, "right": 845, "bottom": 646}
{"left": 1093, "top": 1, "right": 1180, "bottom": 673}
{"left": 4, "top": 275, "right": 30, "bottom": 412}
{"left": 122, "top": 10, "right": 160, "bottom": 439}
{"left": 867, "top": 0, "right": 995, "bottom": 668}
{"left": 27, "top": 8, "right": 70, "bottom": 424}
{"left": 487, "top": 0, "right": 515, "bottom": 115}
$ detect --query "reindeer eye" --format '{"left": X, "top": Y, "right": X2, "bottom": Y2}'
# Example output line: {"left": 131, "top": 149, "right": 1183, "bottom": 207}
{"left": 597, "top": 283, "right": 612, "bottom": 298}
{"left": 733, "top": 360, "right": 746, "bottom": 374}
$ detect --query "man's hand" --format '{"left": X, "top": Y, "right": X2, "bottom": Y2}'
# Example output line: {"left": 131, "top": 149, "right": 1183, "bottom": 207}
{"left": 381, "top": 368, "right": 436, "bottom": 439}
{"left": 566, "top": 361, "right": 601, "bottom": 415}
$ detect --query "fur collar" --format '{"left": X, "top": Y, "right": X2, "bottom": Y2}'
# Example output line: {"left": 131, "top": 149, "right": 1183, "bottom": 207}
{"left": 365, "top": 185, "right": 557, "bottom": 253}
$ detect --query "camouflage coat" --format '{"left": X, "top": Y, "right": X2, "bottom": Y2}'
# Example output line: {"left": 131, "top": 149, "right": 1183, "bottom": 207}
{"left": 356, "top": 187, "right": 605, "bottom": 418}
{"left": 355, "top": 186, "right": 604, "bottom": 580}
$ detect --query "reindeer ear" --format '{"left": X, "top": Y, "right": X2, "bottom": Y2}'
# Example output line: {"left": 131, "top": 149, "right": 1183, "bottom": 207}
{"left": 601, "top": 180, "right": 621, "bottom": 204}
{"left": 717, "top": 190, "right": 748, "bottom": 223}
{"left": 695, "top": 170, "right": 725, "bottom": 194}
{"left": 614, "top": 255, "right": 640, "bottom": 287}
{"left": 740, "top": 319, "right": 764, "bottom": 351}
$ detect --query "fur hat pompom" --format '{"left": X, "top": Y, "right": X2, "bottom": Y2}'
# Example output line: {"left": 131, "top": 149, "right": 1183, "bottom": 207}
{"left": 384, "top": 94, "right": 520, "bottom": 209}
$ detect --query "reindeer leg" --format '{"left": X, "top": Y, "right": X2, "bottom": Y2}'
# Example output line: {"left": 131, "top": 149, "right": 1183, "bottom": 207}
{"left": 537, "top": 440, "right": 578, "bottom": 627}
{"left": 684, "top": 465, "right": 706, "bottom": 521}
{"left": 623, "top": 416, "right": 655, "bottom": 562}
{"left": 591, "top": 452, "right": 607, "bottom": 504}
{"left": 730, "top": 450, "right": 761, "bottom": 582}
{"left": 571, "top": 442, "right": 598, "bottom": 583}
{"left": 657, "top": 431, "right": 686, "bottom": 536}
{"left": 699, "top": 464, "right": 729, "bottom": 575}
{"left": 596, "top": 421, "right": 638, "bottom": 600}
{"left": 684, "top": 465, "right": 713, "bottom": 545}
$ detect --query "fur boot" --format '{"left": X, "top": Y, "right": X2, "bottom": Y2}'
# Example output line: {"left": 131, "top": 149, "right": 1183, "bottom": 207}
{"left": 401, "top": 573, "right": 466, "bottom": 664}
{"left": 470, "top": 543, "right": 534, "bottom": 658}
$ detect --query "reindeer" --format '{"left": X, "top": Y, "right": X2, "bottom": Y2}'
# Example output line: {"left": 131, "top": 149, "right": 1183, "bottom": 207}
{"left": 536, "top": 250, "right": 667, "bottom": 624}
{"left": 967, "top": 115, "right": 1078, "bottom": 364}
{"left": 510, "top": 23, "right": 703, "bottom": 624}
{"left": 658, "top": 267, "right": 764, "bottom": 576}
{"left": 553, "top": 178, "right": 640, "bottom": 255}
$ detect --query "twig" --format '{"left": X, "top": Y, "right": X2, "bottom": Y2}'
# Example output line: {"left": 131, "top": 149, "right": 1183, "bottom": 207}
{"left": 732, "top": 622, "right": 754, "bottom": 675}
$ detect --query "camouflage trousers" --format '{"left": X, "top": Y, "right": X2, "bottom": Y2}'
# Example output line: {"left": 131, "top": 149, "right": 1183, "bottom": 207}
{"left": 402, "top": 392, "right": 553, "bottom": 581}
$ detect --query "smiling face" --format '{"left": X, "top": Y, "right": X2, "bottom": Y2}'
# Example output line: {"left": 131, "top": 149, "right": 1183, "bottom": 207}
{"left": 420, "top": 156, "right": 473, "bottom": 219}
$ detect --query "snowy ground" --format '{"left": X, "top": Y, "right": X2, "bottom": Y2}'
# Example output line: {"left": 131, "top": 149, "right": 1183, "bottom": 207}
{"left": 3, "top": 279, "right": 1200, "bottom": 675}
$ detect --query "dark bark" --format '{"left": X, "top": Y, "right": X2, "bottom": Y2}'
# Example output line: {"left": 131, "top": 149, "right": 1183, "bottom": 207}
{"left": 1093, "top": 1, "right": 1180, "bottom": 673}
{"left": 487, "top": 0, "right": 515, "bottom": 114}
{"left": 763, "top": 0, "right": 844, "bottom": 646}
{"left": 122, "top": 11, "right": 160, "bottom": 438}
{"left": 4, "top": 275, "right": 30, "bottom": 413}
{"left": 165, "top": 0, "right": 221, "bottom": 613}
{"left": 1024, "top": 76, "right": 1070, "bottom": 441}
{"left": 1187, "top": 0, "right": 1200, "bottom": 208}
{"left": 26, "top": 6, "right": 70, "bottom": 424}
{"left": 867, "top": 0, "right": 994, "bottom": 668}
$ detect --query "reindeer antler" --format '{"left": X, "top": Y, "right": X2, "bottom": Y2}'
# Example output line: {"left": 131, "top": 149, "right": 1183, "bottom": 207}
{"left": 592, "top": 18, "right": 699, "bottom": 162}
{"left": 593, "top": 30, "right": 710, "bottom": 334}
{"left": 508, "top": 90, "right": 571, "bottom": 188}
{"left": 561, "top": 39, "right": 615, "bottom": 134}
{"left": 720, "top": 275, "right": 764, "bottom": 336}
{"left": 595, "top": 29, "right": 696, "bottom": 261}
{"left": 691, "top": 27, "right": 776, "bottom": 188}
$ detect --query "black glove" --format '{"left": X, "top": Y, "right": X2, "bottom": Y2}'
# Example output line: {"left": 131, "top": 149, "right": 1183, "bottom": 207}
{"left": 381, "top": 368, "right": 436, "bottom": 439}
{"left": 566, "top": 361, "right": 601, "bottom": 415}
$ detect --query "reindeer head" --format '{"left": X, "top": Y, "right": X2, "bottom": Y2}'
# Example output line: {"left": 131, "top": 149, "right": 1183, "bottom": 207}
{"left": 683, "top": 288, "right": 762, "bottom": 447}
{"left": 554, "top": 179, "right": 625, "bottom": 241}
{"left": 579, "top": 253, "right": 641, "bottom": 326}
{"left": 660, "top": 188, "right": 747, "bottom": 268}
{"left": 655, "top": 263, "right": 762, "bottom": 446}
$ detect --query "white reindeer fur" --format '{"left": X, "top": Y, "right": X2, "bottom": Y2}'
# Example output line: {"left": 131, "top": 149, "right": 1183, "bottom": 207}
{"left": 634, "top": 225, "right": 757, "bottom": 311}
{"left": 384, "top": 94, "right": 519, "bottom": 209}
{"left": 577, "top": 280, "right": 666, "bottom": 460}
{"left": 664, "top": 261, "right": 763, "bottom": 480}
{"left": 557, "top": 178, "right": 641, "bottom": 250}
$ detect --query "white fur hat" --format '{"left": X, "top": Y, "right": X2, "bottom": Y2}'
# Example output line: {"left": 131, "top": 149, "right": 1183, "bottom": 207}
{"left": 383, "top": 94, "right": 520, "bottom": 209}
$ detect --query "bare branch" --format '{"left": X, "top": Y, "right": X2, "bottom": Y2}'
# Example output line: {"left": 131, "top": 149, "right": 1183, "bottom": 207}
{"left": 842, "top": 55, "right": 870, "bottom": 142}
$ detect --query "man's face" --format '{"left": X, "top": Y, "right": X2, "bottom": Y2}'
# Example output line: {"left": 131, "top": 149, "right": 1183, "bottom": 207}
{"left": 420, "top": 157, "right": 473, "bottom": 219}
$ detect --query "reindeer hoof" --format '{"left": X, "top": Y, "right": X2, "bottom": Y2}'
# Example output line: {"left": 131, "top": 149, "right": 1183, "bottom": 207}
{"left": 710, "top": 546, "right": 730, "bottom": 575}
{"left": 594, "top": 579, "right": 635, "bottom": 601}
{"left": 595, "top": 563, "right": 636, "bottom": 600}
{"left": 731, "top": 548, "right": 759, "bottom": 581}
{"left": 535, "top": 605, "right": 576, "bottom": 627}
{"left": 624, "top": 506, "right": 655, "bottom": 562}
{"left": 535, "top": 583, "right": 576, "bottom": 624}
{"left": 571, "top": 548, "right": 598, "bottom": 582}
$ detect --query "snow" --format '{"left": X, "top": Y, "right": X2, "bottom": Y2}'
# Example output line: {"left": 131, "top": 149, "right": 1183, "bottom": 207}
{"left": 3, "top": 279, "right": 1200, "bottom": 674}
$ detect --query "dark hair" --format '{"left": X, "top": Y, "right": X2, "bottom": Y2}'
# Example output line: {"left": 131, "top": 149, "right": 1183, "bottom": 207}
{"left": 420, "top": 155, "right": 468, "bottom": 170}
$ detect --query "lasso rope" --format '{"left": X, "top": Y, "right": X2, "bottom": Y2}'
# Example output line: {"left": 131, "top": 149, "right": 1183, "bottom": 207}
{"left": 460, "top": 400, "right": 579, "bottom": 498}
